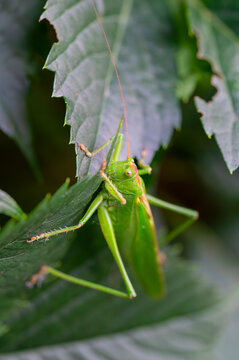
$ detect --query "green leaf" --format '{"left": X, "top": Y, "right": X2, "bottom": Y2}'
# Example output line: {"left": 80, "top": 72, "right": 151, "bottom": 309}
{"left": 0, "top": 109, "right": 119, "bottom": 298}
{"left": 0, "top": 250, "right": 222, "bottom": 359}
{"left": 0, "top": 190, "right": 25, "bottom": 221}
{"left": 0, "top": 176, "right": 102, "bottom": 297}
{"left": 42, "top": 0, "right": 180, "bottom": 177}
{"left": 186, "top": 0, "right": 239, "bottom": 172}
{"left": 167, "top": 0, "right": 212, "bottom": 103}
{"left": 0, "top": 0, "right": 43, "bottom": 171}
{"left": 201, "top": 0, "right": 239, "bottom": 36}
{"left": 0, "top": 297, "right": 28, "bottom": 337}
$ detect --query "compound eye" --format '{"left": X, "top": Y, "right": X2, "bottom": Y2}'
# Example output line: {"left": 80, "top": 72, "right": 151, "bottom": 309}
{"left": 125, "top": 169, "right": 133, "bottom": 177}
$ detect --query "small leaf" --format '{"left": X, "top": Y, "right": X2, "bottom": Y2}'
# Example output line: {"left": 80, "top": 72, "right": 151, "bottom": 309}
{"left": 42, "top": 0, "right": 181, "bottom": 177}
{"left": 186, "top": 0, "right": 239, "bottom": 172}
{"left": 0, "top": 0, "right": 43, "bottom": 171}
{"left": 0, "top": 190, "right": 25, "bottom": 221}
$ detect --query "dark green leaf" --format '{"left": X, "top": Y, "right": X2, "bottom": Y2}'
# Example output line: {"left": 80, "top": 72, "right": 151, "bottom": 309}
{"left": 186, "top": 0, "right": 239, "bottom": 172}
{"left": 167, "top": 0, "right": 212, "bottom": 103}
{"left": 42, "top": 0, "right": 180, "bottom": 177}
{"left": 0, "top": 176, "right": 101, "bottom": 297}
{"left": 202, "top": 0, "right": 239, "bottom": 36}
{"left": 0, "top": 0, "right": 43, "bottom": 171}
{"left": 0, "top": 251, "right": 222, "bottom": 359}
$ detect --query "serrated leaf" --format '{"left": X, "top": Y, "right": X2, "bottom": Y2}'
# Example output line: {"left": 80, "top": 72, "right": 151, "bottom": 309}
{"left": 42, "top": 0, "right": 180, "bottom": 178}
{"left": 0, "top": 190, "right": 25, "bottom": 221}
{"left": 0, "top": 251, "right": 222, "bottom": 359}
{"left": 0, "top": 176, "right": 102, "bottom": 297}
{"left": 186, "top": 0, "right": 239, "bottom": 172}
{"left": 0, "top": 109, "right": 118, "bottom": 298}
{"left": 0, "top": 0, "right": 43, "bottom": 171}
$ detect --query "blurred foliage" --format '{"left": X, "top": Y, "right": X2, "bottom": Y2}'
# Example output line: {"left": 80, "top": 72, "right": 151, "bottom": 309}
{"left": 1, "top": 0, "right": 239, "bottom": 359}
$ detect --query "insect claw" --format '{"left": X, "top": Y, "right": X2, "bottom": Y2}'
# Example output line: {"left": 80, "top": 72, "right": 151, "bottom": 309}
{"left": 27, "top": 237, "right": 36, "bottom": 243}
{"left": 100, "top": 159, "right": 107, "bottom": 177}
{"left": 194, "top": 211, "right": 199, "bottom": 220}
{"left": 141, "top": 147, "right": 148, "bottom": 159}
{"left": 121, "top": 197, "right": 127, "bottom": 205}
{"left": 158, "top": 252, "right": 167, "bottom": 265}
{"left": 101, "top": 159, "right": 107, "bottom": 170}
{"left": 138, "top": 148, "right": 152, "bottom": 173}
{"left": 27, "top": 231, "right": 50, "bottom": 243}
{"left": 26, "top": 265, "right": 48, "bottom": 288}
{"left": 78, "top": 144, "right": 92, "bottom": 157}
{"left": 129, "top": 292, "right": 137, "bottom": 299}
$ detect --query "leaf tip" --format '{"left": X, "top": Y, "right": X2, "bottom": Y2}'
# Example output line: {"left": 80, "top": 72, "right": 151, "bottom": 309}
{"left": 22, "top": 213, "right": 28, "bottom": 220}
{"left": 65, "top": 177, "right": 71, "bottom": 185}
{"left": 46, "top": 193, "right": 51, "bottom": 200}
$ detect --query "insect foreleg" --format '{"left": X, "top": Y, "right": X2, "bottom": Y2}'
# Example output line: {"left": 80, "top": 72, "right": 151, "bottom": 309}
{"left": 97, "top": 206, "right": 136, "bottom": 299}
{"left": 79, "top": 136, "right": 117, "bottom": 158}
{"left": 79, "top": 116, "right": 124, "bottom": 159}
{"left": 100, "top": 161, "right": 126, "bottom": 205}
{"left": 27, "top": 193, "right": 104, "bottom": 243}
{"left": 147, "top": 194, "right": 199, "bottom": 246}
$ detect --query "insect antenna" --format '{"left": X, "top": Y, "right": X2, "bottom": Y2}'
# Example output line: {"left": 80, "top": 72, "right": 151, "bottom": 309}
{"left": 89, "top": 0, "right": 130, "bottom": 159}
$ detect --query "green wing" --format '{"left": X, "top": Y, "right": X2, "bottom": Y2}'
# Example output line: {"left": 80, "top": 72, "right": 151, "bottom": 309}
{"left": 129, "top": 195, "right": 165, "bottom": 297}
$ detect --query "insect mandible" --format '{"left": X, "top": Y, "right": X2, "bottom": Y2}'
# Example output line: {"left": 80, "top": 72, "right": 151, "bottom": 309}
{"left": 26, "top": 0, "right": 198, "bottom": 299}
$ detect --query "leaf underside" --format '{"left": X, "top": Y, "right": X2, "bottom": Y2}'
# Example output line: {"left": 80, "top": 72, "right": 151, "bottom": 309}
{"left": 42, "top": 0, "right": 180, "bottom": 178}
{"left": 186, "top": 0, "right": 239, "bottom": 172}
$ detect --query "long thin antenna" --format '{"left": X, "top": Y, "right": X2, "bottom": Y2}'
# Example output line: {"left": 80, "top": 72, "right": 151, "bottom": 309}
{"left": 89, "top": 0, "right": 130, "bottom": 158}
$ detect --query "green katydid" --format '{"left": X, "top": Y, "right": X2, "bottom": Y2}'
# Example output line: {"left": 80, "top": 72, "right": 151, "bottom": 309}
{"left": 26, "top": 0, "right": 198, "bottom": 299}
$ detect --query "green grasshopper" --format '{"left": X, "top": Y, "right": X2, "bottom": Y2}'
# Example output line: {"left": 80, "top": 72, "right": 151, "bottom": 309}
{"left": 27, "top": 0, "right": 198, "bottom": 299}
